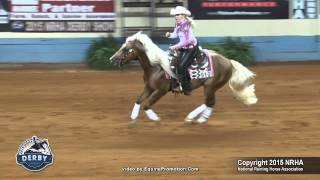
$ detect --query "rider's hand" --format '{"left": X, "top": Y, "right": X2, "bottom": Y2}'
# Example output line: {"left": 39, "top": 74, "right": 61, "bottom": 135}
{"left": 165, "top": 32, "right": 170, "bottom": 38}
{"left": 169, "top": 46, "right": 176, "bottom": 50}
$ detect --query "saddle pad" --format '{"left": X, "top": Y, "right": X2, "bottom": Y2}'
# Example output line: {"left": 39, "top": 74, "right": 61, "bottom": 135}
{"left": 164, "top": 49, "right": 214, "bottom": 80}
{"left": 188, "top": 49, "right": 214, "bottom": 80}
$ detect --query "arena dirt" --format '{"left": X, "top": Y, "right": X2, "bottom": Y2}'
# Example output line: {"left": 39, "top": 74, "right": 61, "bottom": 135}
{"left": 0, "top": 62, "right": 319, "bottom": 179}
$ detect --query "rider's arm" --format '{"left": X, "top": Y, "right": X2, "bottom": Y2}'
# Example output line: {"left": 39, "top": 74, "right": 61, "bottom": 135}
{"left": 168, "top": 27, "right": 178, "bottom": 39}
{"left": 171, "top": 25, "right": 197, "bottom": 49}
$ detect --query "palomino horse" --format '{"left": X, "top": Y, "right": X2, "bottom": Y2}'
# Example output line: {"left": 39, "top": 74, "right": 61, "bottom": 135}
{"left": 110, "top": 32, "right": 257, "bottom": 127}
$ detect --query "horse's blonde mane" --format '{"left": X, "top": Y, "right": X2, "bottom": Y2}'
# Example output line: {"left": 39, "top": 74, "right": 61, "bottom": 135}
{"left": 126, "top": 32, "right": 176, "bottom": 78}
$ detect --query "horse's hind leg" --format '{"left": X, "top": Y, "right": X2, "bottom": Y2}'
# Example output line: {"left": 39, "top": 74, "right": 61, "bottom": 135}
{"left": 197, "top": 74, "right": 231, "bottom": 123}
{"left": 188, "top": 85, "right": 214, "bottom": 124}
{"left": 184, "top": 85, "right": 215, "bottom": 123}
{"left": 185, "top": 104, "right": 207, "bottom": 123}
{"left": 197, "top": 88, "right": 215, "bottom": 124}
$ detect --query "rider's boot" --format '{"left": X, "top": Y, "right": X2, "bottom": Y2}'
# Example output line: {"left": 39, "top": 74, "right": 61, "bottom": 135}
{"left": 182, "top": 77, "right": 192, "bottom": 96}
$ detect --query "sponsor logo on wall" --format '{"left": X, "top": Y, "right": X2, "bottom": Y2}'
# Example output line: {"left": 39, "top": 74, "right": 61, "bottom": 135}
{"left": 1, "top": 0, "right": 115, "bottom": 32}
{"left": 0, "top": 0, "right": 9, "bottom": 31}
{"left": 292, "top": 0, "right": 318, "bottom": 19}
{"left": 188, "top": 0, "right": 289, "bottom": 19}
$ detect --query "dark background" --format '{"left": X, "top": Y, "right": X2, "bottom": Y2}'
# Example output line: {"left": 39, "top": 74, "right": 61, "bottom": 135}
{"left": 188, "top": 0, "right": 289, "bottom": 19}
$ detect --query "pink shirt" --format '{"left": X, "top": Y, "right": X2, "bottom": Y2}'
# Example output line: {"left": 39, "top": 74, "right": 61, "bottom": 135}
{"left": 169, "top": 19, "right": 197, "bottom": 49}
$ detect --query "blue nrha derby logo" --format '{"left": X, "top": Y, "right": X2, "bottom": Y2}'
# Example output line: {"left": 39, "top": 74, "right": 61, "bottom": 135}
{"left": 16, "top": 136, "right": 54, "bottom": 171}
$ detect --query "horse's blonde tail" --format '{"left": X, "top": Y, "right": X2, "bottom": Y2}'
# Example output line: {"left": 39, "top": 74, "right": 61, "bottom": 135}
{"left": 229, "top": 60, "right": 258, "bottom": 106}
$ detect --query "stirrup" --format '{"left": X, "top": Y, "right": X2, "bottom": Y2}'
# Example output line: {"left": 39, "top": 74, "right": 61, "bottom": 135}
{"left": 179, "top": 83, "right": 183, "bottom": 91}
{"left": 172, "top": 82, "right": 183, "bottom": 93}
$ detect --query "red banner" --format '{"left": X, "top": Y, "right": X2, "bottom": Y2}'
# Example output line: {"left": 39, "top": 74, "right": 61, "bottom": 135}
{"left": 202, "top": 1, "right": 278, "bottom": 8}
{"left": 189, "top": 0, "right": 289, "bottom": 19}
{"left": 5, "top": 0, "right": 115, "bottom": 32}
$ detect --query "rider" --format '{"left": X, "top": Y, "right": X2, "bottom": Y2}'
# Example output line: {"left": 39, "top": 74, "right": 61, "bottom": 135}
{"left": 165, "top": 6, "right": 198, "bottom": 96}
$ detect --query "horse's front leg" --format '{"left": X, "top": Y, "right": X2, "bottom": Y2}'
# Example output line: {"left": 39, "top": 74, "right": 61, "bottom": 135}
{"left": 143, "top": 88, "right": 168, "bottom": 123}
{"left": 130, "top": 86, "right": 153, "bottom": 120}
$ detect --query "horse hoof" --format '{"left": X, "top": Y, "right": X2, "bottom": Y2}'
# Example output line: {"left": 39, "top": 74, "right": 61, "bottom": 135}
{"left": 184, "top": 118, "right": 193, "bottom": 123}
{"left": 196, "top": 120, "right": 207, "bottom": 124}
{"left": 128, "top": 121, "right": 136, "bottom": 128}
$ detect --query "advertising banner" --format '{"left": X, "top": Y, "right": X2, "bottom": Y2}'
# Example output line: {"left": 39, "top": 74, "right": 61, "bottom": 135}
{"left": 0, "top": 0, "right": 9, "bottom": 31}
{"left": 0, "top": 0, "right": 115, "bottom": 32}
{"left": 188, "top": 0, "right": 289, "bottom": 19}
{"left": 291, "top": 0, "right": 318, "bottom": 19}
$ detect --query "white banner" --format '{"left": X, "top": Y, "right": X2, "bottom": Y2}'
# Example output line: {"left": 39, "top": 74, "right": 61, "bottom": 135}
{"left": 10, "top": 12, "right": 115, "bottom": 20}
{"left": 11, "top": 0, "right": 39, "bottom": 5}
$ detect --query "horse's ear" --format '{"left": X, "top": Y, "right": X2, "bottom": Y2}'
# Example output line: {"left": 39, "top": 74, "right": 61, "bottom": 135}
{"left": 133, "top": 40, "right": 145, "bottom": 52}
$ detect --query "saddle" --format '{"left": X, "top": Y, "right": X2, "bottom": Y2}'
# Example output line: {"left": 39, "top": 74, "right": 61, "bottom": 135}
{"left": 168, "top": 46, "right": 214, "bottom": 93}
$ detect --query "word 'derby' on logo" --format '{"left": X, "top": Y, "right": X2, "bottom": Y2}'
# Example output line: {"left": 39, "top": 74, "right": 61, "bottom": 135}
{"left": 16, "top": 136, "right": 53, "bottom": 171}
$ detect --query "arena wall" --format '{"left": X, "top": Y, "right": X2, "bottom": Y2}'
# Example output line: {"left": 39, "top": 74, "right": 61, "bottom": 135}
{"left": 0, "top": 1, "right": 319, "bottom": 63}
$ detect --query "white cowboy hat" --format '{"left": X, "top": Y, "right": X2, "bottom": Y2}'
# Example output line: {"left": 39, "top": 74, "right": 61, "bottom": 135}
{"left": 170, "top": 6, "right": 191, "bottom": 16}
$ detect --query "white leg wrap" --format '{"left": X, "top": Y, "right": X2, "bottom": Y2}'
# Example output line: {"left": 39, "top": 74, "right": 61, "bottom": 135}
{"left": 145, "top": 109, "right": 160, "bottom": 121}
{"left": 187, "top": 104, "right": 207, "bottom": 120}
{"left": 197, "top": 107, "right": 213, "bottom": 124}
{"left": 130, "top": 103, "right": 140, "bottom": 120}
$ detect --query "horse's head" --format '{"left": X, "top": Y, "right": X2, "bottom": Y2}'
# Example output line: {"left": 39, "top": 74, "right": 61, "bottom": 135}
{"left": 109, "top": 38, "right": 145, "bottom": 68}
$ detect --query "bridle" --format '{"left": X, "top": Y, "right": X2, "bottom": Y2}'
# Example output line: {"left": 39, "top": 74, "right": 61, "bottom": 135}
{"left": 116, "top": 47, "right": 134, "bottom": 68}
{"left": 123, "top": 48, "right": 133, "bottom": 59}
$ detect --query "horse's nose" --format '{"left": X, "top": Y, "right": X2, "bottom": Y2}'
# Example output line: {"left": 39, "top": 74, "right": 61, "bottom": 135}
{"left": 109, "top": 57, "right": 117, "bottom": 65}
{"left": 109, "top": 57, "right": 121, "bottom": 67}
